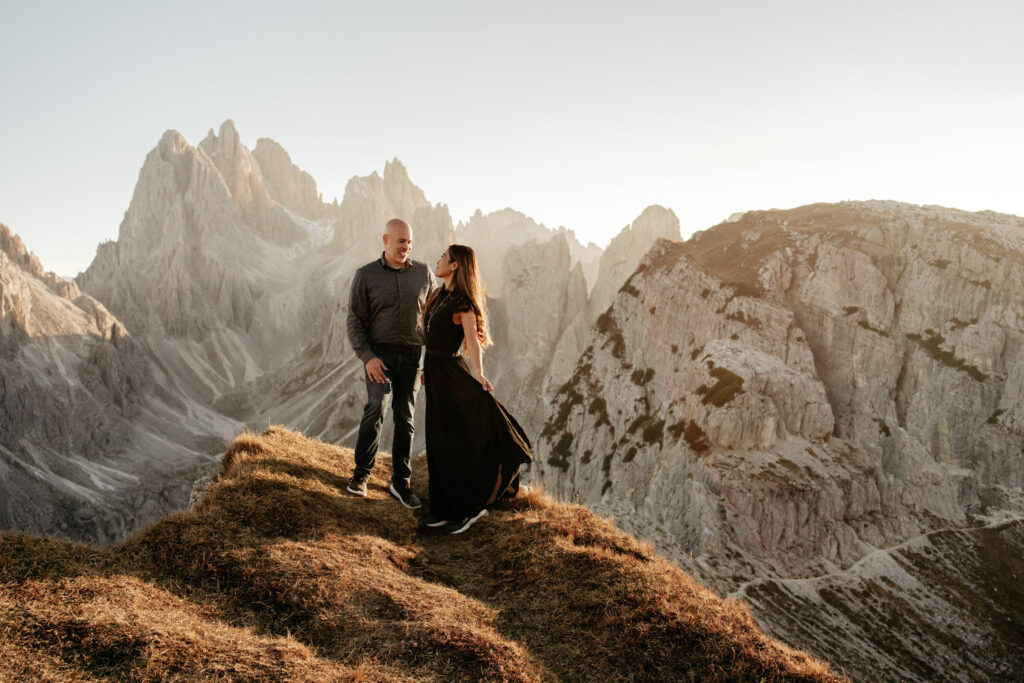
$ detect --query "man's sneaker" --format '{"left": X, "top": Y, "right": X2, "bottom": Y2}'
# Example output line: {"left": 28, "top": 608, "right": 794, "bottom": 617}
{"left": 418, "top": 515, "right": 450, "bottom": 528}
{"left": 389, "top": 482, "right": 422, "bottom": 509}
{"left": 445, "top": 508, "right": 488, "bottom": 534}
{"left": 346, "top": 473, "right": 368, "bottom": 497}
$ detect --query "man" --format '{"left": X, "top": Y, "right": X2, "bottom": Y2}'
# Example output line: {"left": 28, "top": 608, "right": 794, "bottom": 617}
{"left": 345, "top": 218, "right": 436, "bottom": 508}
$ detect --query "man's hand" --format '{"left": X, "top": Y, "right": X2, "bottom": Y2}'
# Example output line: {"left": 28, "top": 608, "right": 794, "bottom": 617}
{"left": 366, "top": 357, "right": 389, "bottom": 383}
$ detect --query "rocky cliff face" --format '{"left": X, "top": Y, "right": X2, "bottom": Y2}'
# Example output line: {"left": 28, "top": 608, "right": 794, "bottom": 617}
{"left": 0, "top": 223, "right": 230, "bottom": 542}
{"left": 251, "top": 137, "right": 324, "bottom": 221}
{"left": 456, "top": 208, "right": 601, "bottom": 292}
{"left": 531, "top": 200, "right": 1024, "bottom": 681}
{"left": 587, "top": 204, "right": 682, "bottom": 321}
{"left": 479, "top": 206, "right": 683, "bottom": 436}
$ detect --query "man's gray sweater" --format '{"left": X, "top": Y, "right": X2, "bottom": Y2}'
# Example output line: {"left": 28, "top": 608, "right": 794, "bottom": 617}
{"left": 347, "top": 253, "right": 437, "bottom": 364}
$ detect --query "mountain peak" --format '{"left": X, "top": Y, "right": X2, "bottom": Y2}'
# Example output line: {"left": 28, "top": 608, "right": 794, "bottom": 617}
{"left": 382, "top": 157, "right": 411, "bottom": 184}
{"left": 199, "top": 118, "right": 244, "bottom": 158}
{"left": 157, "top": 129, "right": 189, "bottom": 157}
{"left": 631, "top": 204, "right": 679, "bottom": 236}
{"left": 0, "top": 222, "right": 45, "bottom": 278}
{"left": 252, "top": 137, "right": 321, "bottom": 220}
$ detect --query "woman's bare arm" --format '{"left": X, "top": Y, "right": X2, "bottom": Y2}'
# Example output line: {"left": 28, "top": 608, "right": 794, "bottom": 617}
{"left": 456, "top": 310, "right": 493, "bottom": 391}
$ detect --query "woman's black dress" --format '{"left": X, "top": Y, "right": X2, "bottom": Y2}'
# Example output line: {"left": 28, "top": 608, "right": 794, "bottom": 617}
{"left": 423, "top": 287, "right": 533, "bottom": 521}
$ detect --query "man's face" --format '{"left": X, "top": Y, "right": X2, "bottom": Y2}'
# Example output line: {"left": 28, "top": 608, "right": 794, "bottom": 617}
{"left": 383, "top": 223, "right": 413, "bottom": 264}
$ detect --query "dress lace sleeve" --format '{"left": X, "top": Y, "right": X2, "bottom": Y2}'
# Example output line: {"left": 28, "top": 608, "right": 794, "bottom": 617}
{"left": 452, "top": 292, "right": 474, "bottom": 313}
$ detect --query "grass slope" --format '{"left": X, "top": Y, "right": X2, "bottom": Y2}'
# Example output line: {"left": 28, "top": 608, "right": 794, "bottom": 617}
{"left": 1, "top": 427, "right": 846, "bottom": 681}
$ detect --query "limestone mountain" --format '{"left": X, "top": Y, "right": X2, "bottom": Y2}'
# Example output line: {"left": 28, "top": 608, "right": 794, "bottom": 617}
{"left": 541, "top": 204, "right": 684, "bottom": 400}
{"left": 587, "top": 204, "right": 682, "bottom": 321}
{"left": 0, "top": 115, "right": 705, "bottom": 546}
{"left": 456, "top": 207, "right": 601, "bottom": 292}
{"left": 483, "top": 205, "right": 682, "bottom": 436}
{"left": 531, "top": 200, "right": 1024, "bottom": 681}
{"left": 3, "top": 120, "right": 615, "bottom": 545}
{"left": 75, "top": 122, "right": 457, "bottom": 454}
{"left": 0, "top": 223, "right": 231, "bottom": 542}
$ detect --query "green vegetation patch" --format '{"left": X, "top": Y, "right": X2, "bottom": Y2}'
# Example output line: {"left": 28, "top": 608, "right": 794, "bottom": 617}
{"left": 857, "top": 319, "right": 891, "bottom": 337}
{"left": 725, "top": 309, "right": 764, "bottom": 329}
{"left": 588, "top": 397, "right": 612, "bottom": 430}
{"left": 596, "top": 312, "right": 626, "bottom": 359}
{"left": 697, "top": 366, "right": 745, "bottom": 407}
{"left": 715, "top": 281, "right": 762, "bottom": 314}
{"left": 631, "top": 368, "right": 655, "bottom": 386}
{"left": 905, "top": 330, "right": 988, "bottom": 382}
{"left": 668, "top": 419, "right": 711, "bottom": 455}
{"left": 542, "top": 385, "right": 585, "bottom": 438}
{"left": 949, "top": 316, "right": 978, "bottom": 331}
{"left": 964, "top": 277, "right": 992, "bottom": 290}
{"left": 620, "top": 276, "right": 640, "bottom": 298}
{"left": 602, "top": 451, "right": 615, "bottom": 475}
{"left": 642, "top": 419, "right": 666, "bottom": 445}
{"left": 548, "top": 432, "right": 574, "bottom": 471}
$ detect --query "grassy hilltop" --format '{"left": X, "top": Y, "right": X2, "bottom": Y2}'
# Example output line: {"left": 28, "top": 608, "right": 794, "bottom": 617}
{"left": 0, "top": 427, "right": 846, "bottom": 681}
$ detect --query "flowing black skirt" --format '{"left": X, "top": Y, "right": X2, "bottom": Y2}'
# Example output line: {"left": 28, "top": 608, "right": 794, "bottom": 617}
{"left": 423, "top": 353, "right": 533, "bottom": 521}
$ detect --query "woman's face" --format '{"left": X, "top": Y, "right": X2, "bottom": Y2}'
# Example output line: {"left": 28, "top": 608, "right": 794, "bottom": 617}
{"left": 435, "top": 250, "right": 456, "bottom": 278}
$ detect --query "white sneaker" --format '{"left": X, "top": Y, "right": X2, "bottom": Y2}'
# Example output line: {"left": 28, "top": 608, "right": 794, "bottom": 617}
{"left": 419, "top": 515, "right": 450, "bottom": 528}
{"left": 447, "top": 508, "right": 489, "bottom": 534}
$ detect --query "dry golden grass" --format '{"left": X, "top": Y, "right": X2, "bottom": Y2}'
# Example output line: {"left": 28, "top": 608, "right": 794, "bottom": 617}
{"left": 1, "top": 427, "right": 847, "bottom": 681}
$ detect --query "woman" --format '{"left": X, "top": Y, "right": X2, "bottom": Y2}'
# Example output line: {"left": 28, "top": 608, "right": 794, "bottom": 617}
{"left": 419, "top": 244, "right": 533, "bottom": 534}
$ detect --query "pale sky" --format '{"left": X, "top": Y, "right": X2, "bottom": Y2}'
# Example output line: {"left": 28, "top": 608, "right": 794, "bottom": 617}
{"left": 1, "top": 0, "right": 1022, "bottom": 277}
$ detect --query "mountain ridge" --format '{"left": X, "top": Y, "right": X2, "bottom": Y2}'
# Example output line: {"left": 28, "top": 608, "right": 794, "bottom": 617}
{"left": 531, "top": 199, "right": 1024, "bottom": 680}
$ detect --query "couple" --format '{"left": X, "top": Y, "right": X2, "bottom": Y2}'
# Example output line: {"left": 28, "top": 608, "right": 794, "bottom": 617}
{"left": 344, "top": 218, "right": 532, "bottom": 534}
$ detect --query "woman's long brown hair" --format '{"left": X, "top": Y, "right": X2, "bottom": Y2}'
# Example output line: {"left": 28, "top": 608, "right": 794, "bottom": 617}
{"left": 423, "top": 244, "right": 492, "bottom": 348}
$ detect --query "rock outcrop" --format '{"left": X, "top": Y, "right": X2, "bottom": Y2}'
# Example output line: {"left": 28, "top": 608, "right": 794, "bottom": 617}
{"left": 531, "top": 201, "right": 1024, "bottom": 681}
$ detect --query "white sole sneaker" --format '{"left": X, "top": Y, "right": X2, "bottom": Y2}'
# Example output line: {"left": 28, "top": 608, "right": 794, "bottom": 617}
{"left": 346, "top": 483, "right": 367, "bottom": 497}
{"left": 449, "top": 508, "right": 488, "bottom": 534}
{"left": 422, "top": 518, "right": 450, "bottom": 528}
{"left": 389, "top": 483, "right": 422, "bottom": 509}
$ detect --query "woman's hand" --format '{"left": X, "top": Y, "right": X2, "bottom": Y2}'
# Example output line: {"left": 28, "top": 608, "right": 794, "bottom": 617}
{"left": 475, "top": 371, "right": 493, "bottom": 392}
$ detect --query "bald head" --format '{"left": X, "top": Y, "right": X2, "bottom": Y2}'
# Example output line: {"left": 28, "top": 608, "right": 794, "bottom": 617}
{"left": 382, "top": 218, "right": 413, "bottom": 268}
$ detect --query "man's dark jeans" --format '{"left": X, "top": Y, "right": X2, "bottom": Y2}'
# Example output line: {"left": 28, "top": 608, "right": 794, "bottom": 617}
{"left": 352, "top": 347, "right": 420, "bottom": 487}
